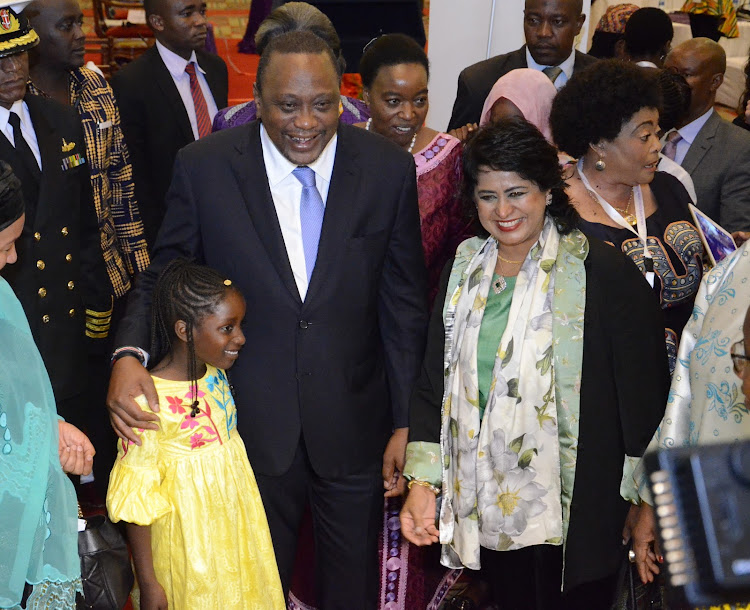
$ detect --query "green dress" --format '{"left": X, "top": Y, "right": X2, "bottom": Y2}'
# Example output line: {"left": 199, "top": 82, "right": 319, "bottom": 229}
{"left": 476, "top": 274, "right": 516, "bottom": 419}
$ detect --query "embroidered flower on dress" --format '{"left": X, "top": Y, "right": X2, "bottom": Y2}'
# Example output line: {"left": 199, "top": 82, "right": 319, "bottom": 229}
{"left": 166, "top": 395, "right": 187, "bottom": 414}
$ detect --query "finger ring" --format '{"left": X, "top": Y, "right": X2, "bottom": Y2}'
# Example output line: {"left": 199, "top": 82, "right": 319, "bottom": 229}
{"left": 628, "top": 550, "right": 636, "bottom": 563}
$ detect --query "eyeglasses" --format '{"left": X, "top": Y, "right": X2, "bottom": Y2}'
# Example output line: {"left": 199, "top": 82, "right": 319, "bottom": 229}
{"left": 731, "top": 340, "right": 750, "bottom": 377}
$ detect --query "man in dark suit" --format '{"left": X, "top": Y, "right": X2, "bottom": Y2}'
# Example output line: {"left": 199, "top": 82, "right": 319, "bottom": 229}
{"left": 110, "top": 0, "right": 228, "bottom": 246}
{"left": 663, "top": 38, "right": 750, "bottom": 233}
{"left": 107, "top": 31, "right": 428, "bottom": 608}
{"left": 0, "top": 1, "right": 109, "bottom": 428}
{"left": 447, "top": 0, "right": 595, "bottom": 132}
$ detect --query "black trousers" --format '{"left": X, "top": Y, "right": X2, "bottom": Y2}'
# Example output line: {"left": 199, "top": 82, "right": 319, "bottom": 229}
{"left": 254, "top": 438, "right": 383, "bottom": 610}
{"left": 479, "top": 545, "right": 619, "bottom": 610}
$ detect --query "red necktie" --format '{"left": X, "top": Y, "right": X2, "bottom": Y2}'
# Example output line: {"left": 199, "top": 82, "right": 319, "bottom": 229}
{"left": 185, "top": 62, "right": 212, "bottom": 139}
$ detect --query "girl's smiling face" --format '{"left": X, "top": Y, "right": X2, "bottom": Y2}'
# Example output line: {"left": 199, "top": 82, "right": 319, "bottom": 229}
{"left": 189, "top": 289, "right": 247, "bottom": 370}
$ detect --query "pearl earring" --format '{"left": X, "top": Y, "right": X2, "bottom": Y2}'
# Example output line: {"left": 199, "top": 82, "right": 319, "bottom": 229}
{"left": 595, "top": 157, "right": 606, "bottom": 171}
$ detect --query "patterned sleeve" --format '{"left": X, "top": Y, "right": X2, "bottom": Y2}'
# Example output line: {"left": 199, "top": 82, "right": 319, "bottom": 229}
{"left": 106, "top": 395, "right": 171, "bottom": 525}
{"left": 106, "top": 79, "right": 150, "bottom": 277}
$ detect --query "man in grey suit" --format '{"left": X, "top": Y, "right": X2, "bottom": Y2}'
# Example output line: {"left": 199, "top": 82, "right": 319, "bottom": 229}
{"left": 663, "top": 38, "right": 750, "bottom": 233}
{"left": 447, "top": 0, "right": 596, "bottom": 132}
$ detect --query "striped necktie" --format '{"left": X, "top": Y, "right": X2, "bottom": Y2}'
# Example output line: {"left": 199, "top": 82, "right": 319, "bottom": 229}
{"left": 185, "top": 62, "right": 212, "bottom": 139}
{"left": 542, "top": 66, "right": 563, "bottom": 84}
{"left": 661, "top": 130, "right": 683, "bottom": 162}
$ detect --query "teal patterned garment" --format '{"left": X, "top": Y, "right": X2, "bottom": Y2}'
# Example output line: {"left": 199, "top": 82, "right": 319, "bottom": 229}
{"left": 635, "top": 242, "right": 750, "bottom": 505}
{"left": 0, "top": 277, "right": 81, "bottom": 609}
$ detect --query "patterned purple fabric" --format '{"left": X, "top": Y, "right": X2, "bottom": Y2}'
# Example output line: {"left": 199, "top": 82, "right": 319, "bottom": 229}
{"left": 212, "top": 95, "right": 370, "bottom": 132}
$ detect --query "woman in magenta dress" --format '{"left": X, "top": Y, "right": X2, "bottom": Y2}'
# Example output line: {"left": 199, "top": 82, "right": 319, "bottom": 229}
{"left": 214, "top": 2, "right": 369, "bottom": 131}
{"left": 357, "top": 33, "right": 471, "bottom": 304}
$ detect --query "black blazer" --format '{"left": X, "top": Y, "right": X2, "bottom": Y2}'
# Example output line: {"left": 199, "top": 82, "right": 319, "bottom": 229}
{"left": 116, "top": 122, "right": 429, "bottom": 478}
{"left": 1, "top": 95, "right": 109, "bottom": 400}
{"left": 446, "top": 46, "right": 598, "bottom": 131}
{"left": 110, "top": 45, "right": 228, "bottom": 247}
{"left": 410, "top": 237, "right": 669, "bottom": 590}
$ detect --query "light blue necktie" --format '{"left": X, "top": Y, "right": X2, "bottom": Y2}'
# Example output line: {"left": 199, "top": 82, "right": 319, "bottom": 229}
{"left": 292, "top": 166, "right": 325, "bottom": 282}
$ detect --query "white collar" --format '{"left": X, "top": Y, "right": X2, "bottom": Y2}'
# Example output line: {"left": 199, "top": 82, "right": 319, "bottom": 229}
{"left": 677, "top": 107, "right": 714, "bottom": 146}
{"left": 0, "top": 99, "right": 32, "bottom": 134}
{"left": 260, "top": 124, "right": 338, "bottom": 188}
{"left": 635, "top": 60, "right": 658, "bottom": 69}
{"left": 525, "top": 46, "right": 576, "bottom": 79}
{"left": 155, "top": 40, "right": 204, "bottom": 78}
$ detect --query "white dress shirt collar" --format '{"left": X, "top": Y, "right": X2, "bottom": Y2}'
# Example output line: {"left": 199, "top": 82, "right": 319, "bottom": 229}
{"left": 155, "top": 40, "right": 204, "bottom": 77}
{"left": 635, "top": 60, "right": 658, "bottom": 69}
{"left": 0, "top": 99, "right": 32, "bottom": 138}
{"left": 525, "top": 46, "right": 576, "bottom": 88}
{"left": 260, "top": 123, "right": 338, "bottom": 188}
{"left": 678, "top": 107, "right": 714, "bottom": 147}
{"left": 0, "top": 99, "right": 42, "bottom": 169}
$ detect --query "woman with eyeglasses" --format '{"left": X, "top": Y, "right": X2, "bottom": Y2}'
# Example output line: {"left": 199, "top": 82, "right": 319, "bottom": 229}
{"left": 631, "top": 241, "right": 750, "bottom": 585}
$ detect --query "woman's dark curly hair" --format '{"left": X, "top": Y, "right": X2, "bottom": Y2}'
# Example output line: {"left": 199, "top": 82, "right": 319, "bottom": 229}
{"left": 462, "top": 118, "right": 580, "bottom": 236}
{"left": 550, "top": 59, "right": 662, "bottom": 158}
{"left": 657, "top": 69, "right": 691, "bottom": 133}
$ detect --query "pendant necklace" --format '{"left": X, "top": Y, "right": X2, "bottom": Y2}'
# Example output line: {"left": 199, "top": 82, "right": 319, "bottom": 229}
{"left": 365, "top": 118, "right": 418, "bottom": 153}
{"left": 493, "top": 253, "right": 523, "bottom": 294}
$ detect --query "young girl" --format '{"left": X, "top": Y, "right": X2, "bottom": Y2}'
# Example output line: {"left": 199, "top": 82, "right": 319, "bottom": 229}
{"left": 106, "top": 259, "right": 285, "bottom": 609}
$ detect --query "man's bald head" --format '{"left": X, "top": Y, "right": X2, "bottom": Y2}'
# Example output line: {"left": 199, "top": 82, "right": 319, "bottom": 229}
{"left": 665, "top": 37, "right": 725, "bottom": 123}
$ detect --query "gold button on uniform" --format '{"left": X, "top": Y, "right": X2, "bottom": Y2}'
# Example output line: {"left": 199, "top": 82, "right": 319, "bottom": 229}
{"left": 36, "top": 260, "right": 45, "bottom": 270}
{"left": 65, "top": 254, "right": 72, "bottom": 262}
{"left": 34, "top": 232, "right": 41, "bottom": 241}
{"left": 42, "top": 314, "right": 50, "bottom": 324}
{"left": 38, "top": 287, "right": 47, "bottom": 298}
{"left": 61, "top": 227, "right": 69, "bottom": 236}
{"left": 67, "top": 281, "right": 75, "bottom": 290}
{"left": 68, "top": 308, "right": 75, "bottom": 317}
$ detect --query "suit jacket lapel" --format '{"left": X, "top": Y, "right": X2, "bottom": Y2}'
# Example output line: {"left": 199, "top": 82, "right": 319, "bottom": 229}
{"left": 303, "top": 126, "right": 361, "bottom": 306}
{"left": 25, "top": 95, "right": 60, "bottom": 227}
{"left": 231, "top": 122, "right": 301, "bottom": 305}
{"left": 147, "top": 47, "right": 194, "bottom": 144}
{"left": 197, "top": 51, "right": 225, "bottom": 108}
{"left": 515, "top": 46, "right": 529, "bottom": 69}
{"left": 681, "top": 110, "right": 718, "bottom": 175}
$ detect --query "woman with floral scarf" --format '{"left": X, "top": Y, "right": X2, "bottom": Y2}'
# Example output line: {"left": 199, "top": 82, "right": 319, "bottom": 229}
{"left": 400, "top": 119, "right": 670, "bottom": 608}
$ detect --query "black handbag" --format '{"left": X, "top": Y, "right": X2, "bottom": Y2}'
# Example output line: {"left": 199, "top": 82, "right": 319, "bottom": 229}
{"left": 76, "top": 514, "right": 134, "bottom": 610}
{"left": 612, "top": 544, "right": 665, "bottom": 610}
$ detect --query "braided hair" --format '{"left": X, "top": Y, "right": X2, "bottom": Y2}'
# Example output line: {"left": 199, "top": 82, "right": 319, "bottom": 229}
{"left": 150, "top": 258, "right": 238, "bottom": 417}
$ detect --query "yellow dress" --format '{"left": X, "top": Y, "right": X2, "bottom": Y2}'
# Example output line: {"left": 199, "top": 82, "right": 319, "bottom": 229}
{"left": 106, "top": 365, "right": 285, "bottom": 609}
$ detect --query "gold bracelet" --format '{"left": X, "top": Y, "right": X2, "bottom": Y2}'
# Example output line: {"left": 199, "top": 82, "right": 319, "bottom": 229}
{"left": 407, "top": 479, "right": 440, "bottom": 495}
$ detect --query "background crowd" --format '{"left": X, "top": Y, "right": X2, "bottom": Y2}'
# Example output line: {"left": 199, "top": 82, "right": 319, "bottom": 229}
{"left": 2, "top": 0, "right": 750, "bottom": 609}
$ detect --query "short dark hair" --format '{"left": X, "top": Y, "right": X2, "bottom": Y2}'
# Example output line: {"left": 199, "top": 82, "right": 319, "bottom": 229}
{"left": 550, "top": 59, "right": 662, "bottom": 158}
{"left": 255, "top": 30, "right": 339, "bottom": 92}
{"left": 255, "top": 2, "right": 346, "bottom": 75}
{"left": 657, "top": 69, "right": 691, "bottom": 132}
{"left": 358, "top": 33, "right": 429, "bottom": 89}
{"left": 624, "top": 8, "right": 673, "bottom": 58}
{"left": 462, "top": 118, "right": 579, "bottom": 237}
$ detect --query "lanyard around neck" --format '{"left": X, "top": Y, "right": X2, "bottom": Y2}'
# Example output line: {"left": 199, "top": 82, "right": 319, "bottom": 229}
{"left": 577, "top": 159, "right": 655, "bottom": 287}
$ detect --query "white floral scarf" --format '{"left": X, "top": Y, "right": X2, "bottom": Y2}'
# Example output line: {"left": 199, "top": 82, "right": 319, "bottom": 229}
{"left": 438, "top": 219, "right": 588, "bottom": 570}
